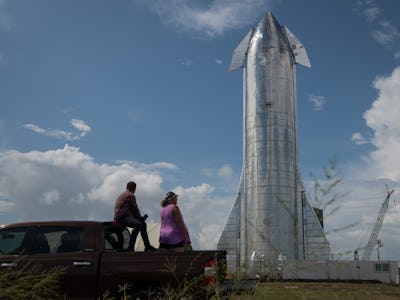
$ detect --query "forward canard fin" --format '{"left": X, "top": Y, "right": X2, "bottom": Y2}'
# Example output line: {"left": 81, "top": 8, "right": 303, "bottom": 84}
{"left": 229, "top": 28, "right": 254, "bottom": 72}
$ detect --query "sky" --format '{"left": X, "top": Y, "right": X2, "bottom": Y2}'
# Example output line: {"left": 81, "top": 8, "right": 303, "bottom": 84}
{"left": 1, "top": 0, "right": 400, "bottom": 260}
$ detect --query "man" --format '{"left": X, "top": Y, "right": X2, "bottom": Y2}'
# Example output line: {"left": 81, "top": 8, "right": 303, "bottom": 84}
{"left": 114, "top": 181, "right": 157, "bottom": 252}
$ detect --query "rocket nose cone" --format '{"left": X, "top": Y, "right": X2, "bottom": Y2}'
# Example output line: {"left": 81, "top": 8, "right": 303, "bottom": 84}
{"left": 258, "top": 11, "right": 282, "bottom": 34}
{"left": 255, "top": 11, "right": 289, "bottom": 51}
{"left": 265, "top": 11, "right": 275, "bottom": 21}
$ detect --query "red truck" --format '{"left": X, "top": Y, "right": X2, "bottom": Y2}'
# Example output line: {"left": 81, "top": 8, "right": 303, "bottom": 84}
{"left": 0, "top": 221, "right": 226, "bottom": 299}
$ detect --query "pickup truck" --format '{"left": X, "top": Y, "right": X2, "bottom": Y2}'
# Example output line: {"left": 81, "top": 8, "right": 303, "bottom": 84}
{"left": 0, "top": 221, "right": 226, "bottom": 299}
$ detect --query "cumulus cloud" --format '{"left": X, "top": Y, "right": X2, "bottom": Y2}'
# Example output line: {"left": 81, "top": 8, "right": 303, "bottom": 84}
{"left": 40, "top": 189, "right": 61, "bottom": 205}
{"left": 358, "top": 66, "right": 400, "bottom": 181}
{"left": 0, "top": 145, "right": 233, "bottom": 249}
{"left": 134, "top": 0, "right": 273, "bottom": 38}
{"left": 308, "top": 94, "right": 326, "bottom": 111}
{"left": 323, "top": 66, "right": 400, "bottom": 259}
{"left": 0, "top": 145, "right": 165, "bottom": 220}
{"left": 170, "top": 183, "right": 236, "bottom": 249}
{"left": 198, "top": 223, "right": 223, "bottom": 250}
{"left": 23, "top": 119, "right": 91, "bottom": 141}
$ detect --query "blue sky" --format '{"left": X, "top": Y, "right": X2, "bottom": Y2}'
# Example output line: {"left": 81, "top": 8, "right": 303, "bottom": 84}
{"left": 1, "top": 0, "right": 400, "bottom": 259}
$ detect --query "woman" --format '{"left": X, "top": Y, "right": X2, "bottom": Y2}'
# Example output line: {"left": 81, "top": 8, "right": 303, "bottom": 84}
{"left": 159, "top": 191, "right": 191, "bottom": 252}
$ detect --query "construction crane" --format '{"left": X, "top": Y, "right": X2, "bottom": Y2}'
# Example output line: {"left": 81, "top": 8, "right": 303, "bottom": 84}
{"left": 361, "top": 186, "right": 394, "bottom": 261}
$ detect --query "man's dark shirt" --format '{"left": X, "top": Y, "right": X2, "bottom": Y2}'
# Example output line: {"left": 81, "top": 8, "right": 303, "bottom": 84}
{"left": 114, "top": 190, "right": 141, "bottom": 225}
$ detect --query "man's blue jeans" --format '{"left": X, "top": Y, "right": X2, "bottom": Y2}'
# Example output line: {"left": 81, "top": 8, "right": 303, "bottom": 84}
{"left": 120, "top": 216, "right": 151, "bottom": 251}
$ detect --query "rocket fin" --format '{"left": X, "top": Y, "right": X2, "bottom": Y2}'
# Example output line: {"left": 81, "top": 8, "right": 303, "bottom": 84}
{"left": 218, "top": 174, "right": 243, "bottom": 272}
{"left": 229, "top": 28, "right": 254, "bottom": 72}
{"left": 283, "top": 26, "right": 311, "bottom": 68}
{"left": 297, "top": 171, "right": 331, "bottom": 260}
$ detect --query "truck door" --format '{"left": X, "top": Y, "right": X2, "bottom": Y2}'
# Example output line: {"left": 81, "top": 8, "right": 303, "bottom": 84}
{"left": 27, "top": 225, "right": 98, "bottom": 299}
{"left": 1, "top": 225, "right": 96, "bottom": 300}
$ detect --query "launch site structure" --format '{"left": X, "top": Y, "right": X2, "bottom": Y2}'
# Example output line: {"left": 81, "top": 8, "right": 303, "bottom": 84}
{"left": 217, "top": 12, "right": 331, "bottom": 276}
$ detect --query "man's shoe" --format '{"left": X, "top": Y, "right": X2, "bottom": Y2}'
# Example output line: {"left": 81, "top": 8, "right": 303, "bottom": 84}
{"left": 145, "top": 245, "right": 157, "bottom": 252}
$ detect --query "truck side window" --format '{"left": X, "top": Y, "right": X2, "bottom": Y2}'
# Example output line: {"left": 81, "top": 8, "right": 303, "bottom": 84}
{"left": 0, "top": 227, "right": 31, "bottom": 255}
{"left": 31, "top": 227, "right": 84, "bottom": 254}
{"left": 30, "top": 231, "right": 50, "bottom": 254}
{"left": 104, "top": 227, "right": 130, "bottom": 251}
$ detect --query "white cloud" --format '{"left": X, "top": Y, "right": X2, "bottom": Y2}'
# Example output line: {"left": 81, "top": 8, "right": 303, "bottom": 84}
{"left": 115, "top": 161, "right": 179, "bottom": 172}
{"left": 354, "top": 1, "right": 400, "bottom": 57}
{"left": 200, "top": 164, "right": 235, "bottom": 181}
{"left": 351, "top": 132, "right": 369, "bottom": 145}
{"left": 170, "top": 183, "right": 236, "bottom": 249}
{"left": 358, "top": 66, "right": 400, "bottom": 181}
{"left": 308, "top": 94, "right": 326, "bottom": 111}
{"left": 40, "top": 189, "right": 61, "bottom": 205}
{"left": 363, "top": 6, "right": 380, "bottom": 23}
{"left": 370, "top": 21, "right": 400, "bottom": 47}
{"left": 217, "top": 164, "right": 234, "bottom": 180}
{"left": 71, "top": 119, "right": 91, "bottom": 137}
{"left": 353, "top": 0, "right": 380, "bottom": 23}
{"left": 364, "top": 0, "right": 380, "bottom": 23}
{"left": 321, "top": 66, "right": 400, "bottom": 260}
{"left": 181, "top": 58, "right": 193, "bottom": 66}
{"left": 0, "top": 145, "right": 233, "bottom": 249}
{"left": 23, "top": 118, "right": 91, "bottom": 141}
{"left": 198, "top": 223, "right": 223, "bottom": 250}
{"left": 0, "top": 145, "right": 161, "bottom": 220}
{"left": 134, "top": 0, "right": 273, "bottom": 38}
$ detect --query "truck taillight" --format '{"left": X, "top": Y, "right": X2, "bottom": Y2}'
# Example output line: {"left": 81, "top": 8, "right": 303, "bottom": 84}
{"left": 204, "top": 258, "right": 217, "bottom": 285}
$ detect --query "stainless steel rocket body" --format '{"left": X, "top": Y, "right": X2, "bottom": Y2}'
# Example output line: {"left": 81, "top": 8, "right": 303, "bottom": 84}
{"left": 218, "top": 11, "right": 330, "bottom": 275}
{"left": 241, "top": 13, "right": 297, "bottom": 265}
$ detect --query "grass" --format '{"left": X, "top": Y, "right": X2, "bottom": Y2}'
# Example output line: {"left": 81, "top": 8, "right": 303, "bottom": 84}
{"left": 0, "top": 258, "right": 66, "bottom": 300}
{"left": 226, "top": 281, "right": 400, "bottom": 300}
{"left": 3, "top": 256, "right": 399, "bottom": 300}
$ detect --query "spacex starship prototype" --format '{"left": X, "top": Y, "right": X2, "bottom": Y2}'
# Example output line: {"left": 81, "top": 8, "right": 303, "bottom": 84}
{"left": 217, "top": 11, "right": 331, "bottom": 275}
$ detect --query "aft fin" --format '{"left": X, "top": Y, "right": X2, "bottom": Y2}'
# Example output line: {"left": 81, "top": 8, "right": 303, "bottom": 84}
{"left": 296, "top": 169, "right": 331, "bottom": 260}
{"left": 218, "top": 173, "right": 243, "bottom": 272}
{"left": 218, "top": 192, "right": 240, "bottom": 248}
{"left": 283, "top": 26, "right": 311, "bottom": 68}
{"left": 229, "top": 28, "right": 254, "bottom": 72}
